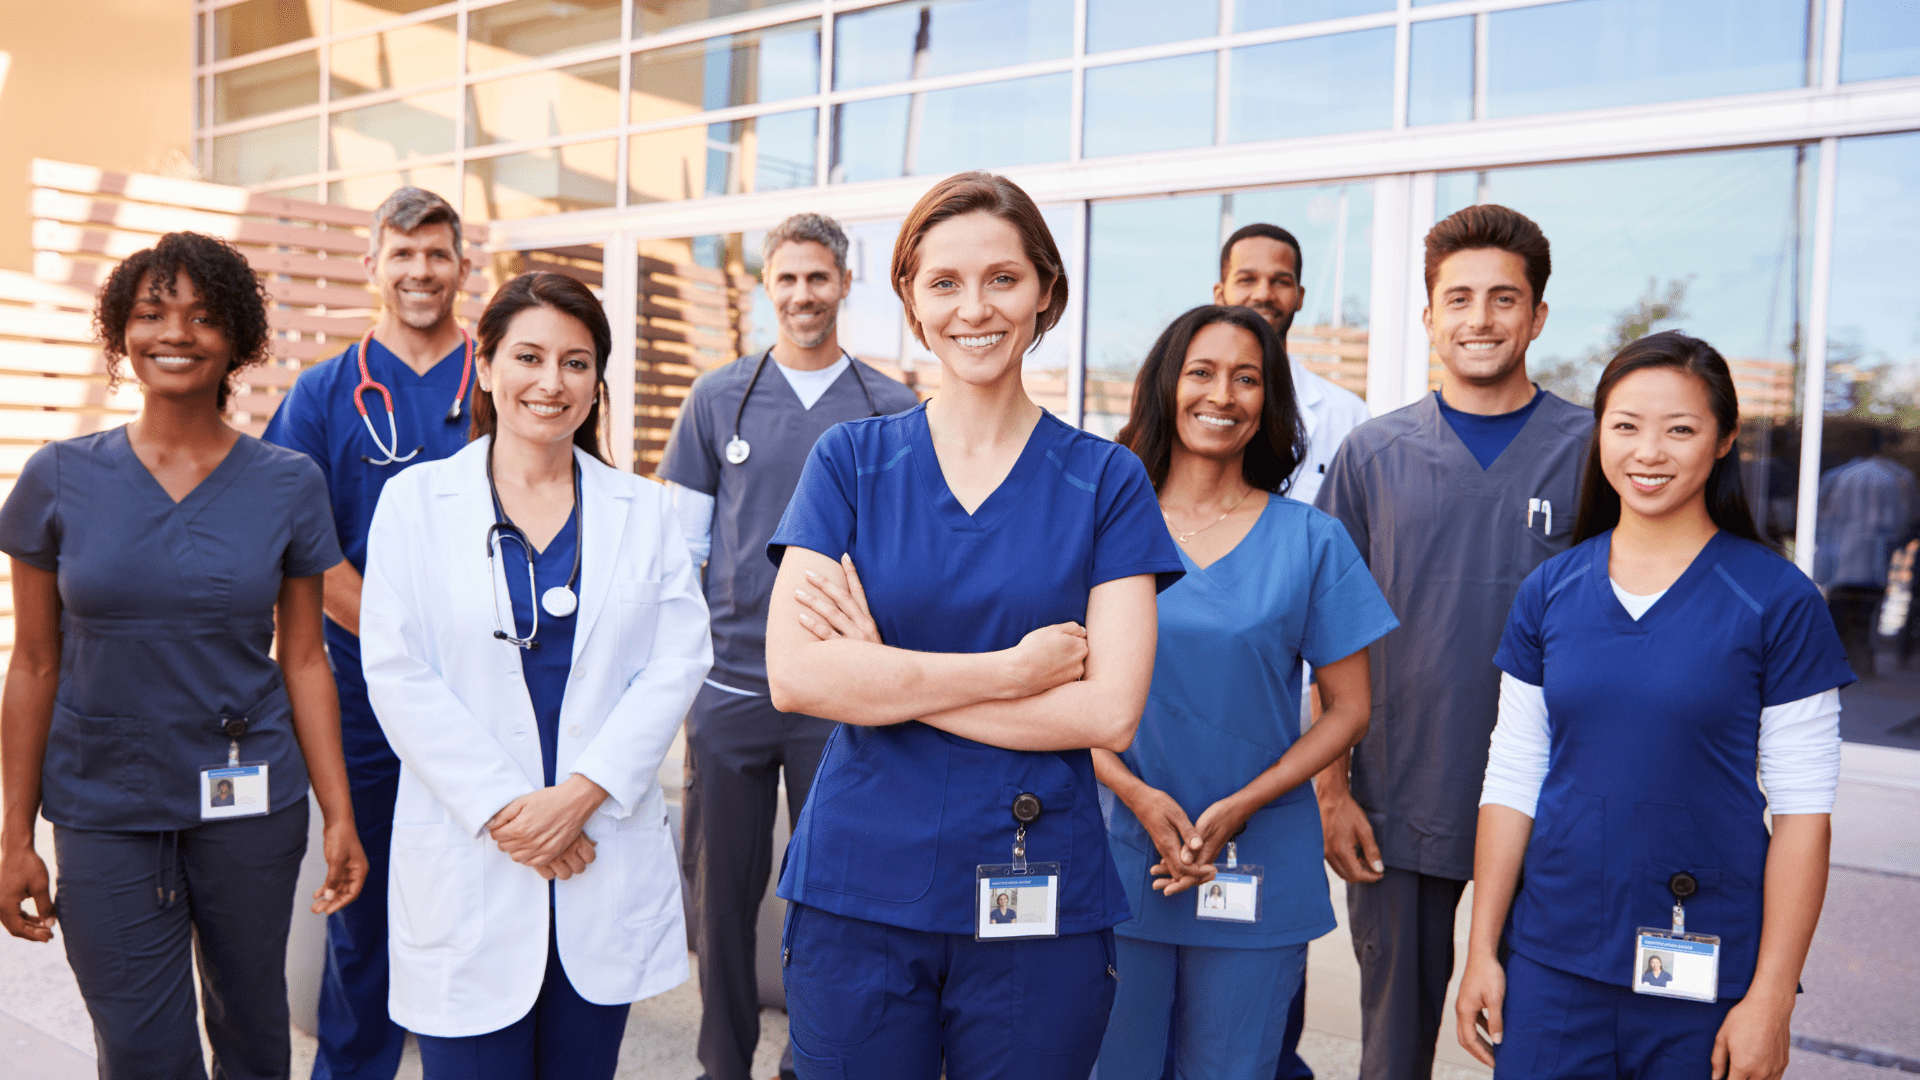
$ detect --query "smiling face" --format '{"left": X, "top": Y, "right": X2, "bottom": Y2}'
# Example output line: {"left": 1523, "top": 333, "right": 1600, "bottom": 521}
{"left": 908, "top": 211, "right": 1051, "bottom": 389}
{"left": 766, "top": 239, "right": 849, "bottom": 352}
{"left": 477, "top": 305, "right": 600, "bottom": 449}
{"left": 124, "top": 268, "right": 234, "bottom": 404}
{"left": 367, "top": 221, "right": 470, "bottom": 333}
{"left": 1599, "top": 366, "right": 1734, "bottom": 526}
{"left": 1648, "top": 956, "right": 1664, "bottom": 974}
{"left": 995, "top": 893, "right": 1010, "bottom": 910}
{"left": 1213, "top": 236, "right": 1303, "bottom": 336}
{"left": 1173, "top": 321, "right": 1266, "bottom": 465}
{"left": 1423, "top": 248, "right": 1548, "bottom": 389}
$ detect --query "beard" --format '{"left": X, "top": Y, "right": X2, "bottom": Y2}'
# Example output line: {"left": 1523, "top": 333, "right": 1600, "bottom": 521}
{"left": 389, "top": 282, "right": 454, "bottom": 331}
{"left": 781, "top": 304, "right": 838, "bottom": 350}
{"left": 1249, "top": 302, "right": 1295, "bottom": 339}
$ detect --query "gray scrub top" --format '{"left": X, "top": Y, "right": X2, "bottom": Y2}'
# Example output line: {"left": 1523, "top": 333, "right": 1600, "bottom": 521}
{"left": 657, "top": 351, "right": 921, "bottom": 693}
{"left": 0, "top": 428, "right": 341, "bottom": 831}
{"left": 1314, "top": 389, "right": 1592, "bottom": 880}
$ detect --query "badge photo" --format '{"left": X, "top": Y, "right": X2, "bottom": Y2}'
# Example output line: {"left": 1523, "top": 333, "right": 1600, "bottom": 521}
{"left": 200, "top": 761, "right": 270, "bottom": 820}
{"left": 1195, "top": 870, "right": 1262, "bottom": 923}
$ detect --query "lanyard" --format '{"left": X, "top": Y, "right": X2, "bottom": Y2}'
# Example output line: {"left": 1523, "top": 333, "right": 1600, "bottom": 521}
{"left": 724, "top": 348, "right": 880, "bottom": 465}
{"left": 353, "top": 327, "right": 475, "bottom": 466}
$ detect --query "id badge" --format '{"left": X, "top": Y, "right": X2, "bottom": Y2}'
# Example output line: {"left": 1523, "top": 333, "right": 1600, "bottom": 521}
{"left": 1195, "top": 841, "right": 1262, "bottom": 923}
{"left": 200, "top": 760, "right": 270, "bottom": 820}
{"left": 976, "top": 864, "right": 1060, "bottom": 940}
{"left": 1632, "top": 928, "right": 1720, "bottom": 1002}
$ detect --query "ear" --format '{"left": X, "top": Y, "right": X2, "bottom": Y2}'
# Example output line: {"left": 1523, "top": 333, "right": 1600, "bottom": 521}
{"left": 1527, "top": 300, "right": 1550, "bottom": 342}
{"left": 1420, "top": 303, "right": 1435, "bottom": 342}
{"left": 1211, "top": 281, "right": 1227, "bottom": 306}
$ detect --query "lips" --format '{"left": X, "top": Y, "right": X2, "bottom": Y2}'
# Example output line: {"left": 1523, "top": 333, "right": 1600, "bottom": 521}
{"left": 954, "top": 333, "right": 1005, "bottom": 349}
{"left": 148, "top": 354, "right": 201, "bottom": 372}
{"left": 523, "top": 401, "right": 566, "bottom": 419}
{"left": 1194, "top": 414, "right": 1239, "bottom": 430}
{"left": 1627, "top": 473, "right": 1673, "bottom": 493}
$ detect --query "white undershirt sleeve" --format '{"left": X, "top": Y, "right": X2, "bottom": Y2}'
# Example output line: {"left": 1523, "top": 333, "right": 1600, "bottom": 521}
{"left": 1758, "top": 688, "right": 1843, "bottom": 814}
{"left": 1481, "top": 673, "right": 1552, "bottom": 819}
{"left": 665, "top": 481, "right": 715, "bottom": 565}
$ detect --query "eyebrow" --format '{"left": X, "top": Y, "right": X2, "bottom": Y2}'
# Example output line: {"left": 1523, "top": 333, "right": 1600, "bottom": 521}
{"left": 1607, "top": 409, "right": 1704, "bottom": 419}
{"left": 920, "top": 260, "right": 1025, "bottom": 278}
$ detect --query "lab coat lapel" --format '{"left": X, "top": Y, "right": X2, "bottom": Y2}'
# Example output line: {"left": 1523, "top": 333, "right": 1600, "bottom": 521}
{"left": 572, "top": 448, "right": 632, "bottom": 665}
{"left": 1290, "top": 359, "right": 1324, "bottom": 442}
{"left": 432, "top": 439, "right": 518, "bottom": 657}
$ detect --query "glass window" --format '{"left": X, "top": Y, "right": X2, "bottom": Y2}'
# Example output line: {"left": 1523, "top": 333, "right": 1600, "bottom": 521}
{"left": 829, "top": 73, "right": 1069, "bottom": 183}
{"left": 1842, "top": 0, "right": 1920, "bottom": 82}
{"left": 637, "top": 0, "right": 812, "bottom": 35}
{"left": 212, "top": 117, "right": 320, "bottom": 185}
{"left": 1486, "top": 0, "right": 1809, "bottom": 119}
{"left": 1083, "top": 53, "right": 1215, "bottom": 158}
{"left": 214, "top": 0, "right": 316, "bottom": 61}
{"left": 467, "top": 59, "right": 621, "bottom": 148}
{"left": 1228, "top": 29, "right": 1394, "bottom": 144}
{"left": 330, "top": 92, "right": 457, "bottom": 170}
{"left": 328, "top": 165, "right": 460, "bottom": 209}
{"left": 215, "top": 52, "right": 321, "bottom": 124}
{"left": 629, "top": 109, "right": 817, "bottom": 203}
{"left": 330, "top": 18, "right": 457, "bottom": 100}
{"left": 631, "top": 20, "right": 820, "bottom": 124}
{"left": 1086, "top": 0, "right": 1216, "bottom": 53}
{"left": 466, "top": 140, "right": 618, "bottom": 219}
{"left": 833, "top": 0, "right": 1073, "bottom": 91}
{"left": 1236, "top": 0, "right": 1391, "bottom": 32}
{"left": 1409, "top": 16, "right": 1473, "bottom": 126}
{"left": 1232, "top": 182, "right": 1373, "bottom": 402}
{"left": 468, "top": 0, "right": 622, "bottom": 74}
{"left": 333, "top": 0, "right": 446, "bottom": 34}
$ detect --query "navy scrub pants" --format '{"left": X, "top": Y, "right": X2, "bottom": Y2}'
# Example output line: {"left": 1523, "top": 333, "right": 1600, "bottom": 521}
{"left": 315, "top": 773, "right": 407, "bottom": 1080}
{"left": 1494, "top": 953, "right": 1737, "bottom": 1079}
{"left": 1098, "top": 937, "right": 1309, "bottom": 1080}
{"left": 1347, "top": 867, "right": 1470, "bottom": 1080}
{"left": 52, "top": 798, "right": 309, "bottom": 1080}
{"left": 782, "top": 903, "right": 1118, "bottom": 1080}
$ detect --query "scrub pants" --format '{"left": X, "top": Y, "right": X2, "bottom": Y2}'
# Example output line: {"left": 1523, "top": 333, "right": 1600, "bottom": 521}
{"left": 1274, "top": 972, "right": 1313, "bottom": 1080}
{"left": 1493, "top": 953, "right": 1737, "bottom": 1079}
{"left": 1347, "top": 867, "right": 1469, "bottom": 1080}
{"left": 52, "top": 798, "right": 309, "bottom": 1080}
{"left": 782, "top": 903, "right": 1118, "bottom": 1080}
{"left": 681, "top": 684, "right": 833, "bottom": 1080}
{"left": 1097, "top": 938, "right": 1309, "bottom": 1080}
{"left": 316, "top": 772, "right": 407, "bottom": 1080}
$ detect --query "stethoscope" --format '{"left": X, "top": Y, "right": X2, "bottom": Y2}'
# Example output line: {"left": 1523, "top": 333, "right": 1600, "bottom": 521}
{"left": 724, "top": 348, "right": 881, "bottom": 465}
{"left": 485, "top": 444, "right": 582, "bottom": 650}
{"left": 354, "top": 325, "right": 475, "bottom": 466}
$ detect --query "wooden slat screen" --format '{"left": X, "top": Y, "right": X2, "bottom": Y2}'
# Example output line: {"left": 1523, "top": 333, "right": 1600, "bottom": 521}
{"left": 634, "top": 255, "right": 757, "bottom": 474}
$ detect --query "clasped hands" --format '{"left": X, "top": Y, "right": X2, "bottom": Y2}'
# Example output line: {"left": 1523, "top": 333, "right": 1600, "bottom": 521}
{"left": 485, "top": 773, "right": 609, "bottom": 881}
{"left": 1125, "top": 785, "right": 1257, "bottom": 896}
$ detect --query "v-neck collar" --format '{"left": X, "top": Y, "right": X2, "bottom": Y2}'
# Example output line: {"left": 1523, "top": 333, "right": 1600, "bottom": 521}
{"left": 1593, "top": 529, "right": 1729, "bottom": 634}
{"left": 1178, "top": 492, "right": 1276, "bottom": 574}
{"left": 1423, "top": 389, "right": 1552, "bottom": 485}
{"left": 110, "top": 425, "right": 254, "bottom": 515}
{"left": 366, "top": 335, "right": 466, "bottom": 386}
{"left": 908, "top": 405, "right": 1054, "bottom": 532}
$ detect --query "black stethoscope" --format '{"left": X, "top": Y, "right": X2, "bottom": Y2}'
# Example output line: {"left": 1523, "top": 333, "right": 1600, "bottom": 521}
{"left": 485, "top": 445, "right": 582, "bottom": 650}
{"left": 724, "top": 348, "right": 881, "bottom": 465}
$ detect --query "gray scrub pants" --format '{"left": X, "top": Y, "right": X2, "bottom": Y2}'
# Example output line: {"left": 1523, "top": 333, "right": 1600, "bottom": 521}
{"left": 53, "top": 798, "right": 309, "bottom": 1080}
{"left": 682, "top": 683, "right": 834, "bottom": 1080}
{"left": 1346, "top": 867, "right": 1469, "bottom": 1080}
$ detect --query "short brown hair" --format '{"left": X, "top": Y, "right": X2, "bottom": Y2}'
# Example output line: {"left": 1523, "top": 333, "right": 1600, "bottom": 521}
{"left": 1424, "top": 204, "right": 1551, "bottom": 306}
{"left": 891, "top": 172, "right": 1068, "bottom": 349}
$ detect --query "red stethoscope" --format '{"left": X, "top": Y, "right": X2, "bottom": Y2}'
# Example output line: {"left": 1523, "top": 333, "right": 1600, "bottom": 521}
{"left": 353, "top": 325, "right": 475, "bottom": 465}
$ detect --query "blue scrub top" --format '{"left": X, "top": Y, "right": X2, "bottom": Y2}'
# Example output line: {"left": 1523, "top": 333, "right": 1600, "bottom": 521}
{"left": 262, "top": 336, "right": 471, "bottom": 787}
{"left": 1494, "top": 530, "right": 1853, "bottom": 996}
{"left": 494, "top": 501, "right": 579, "bottom": 787}
{"left": 769, "top": 404, "right": 1185, "bottom": 936}
{"left": 0, "top": 429, "right": 342, "bottom": 831}
{"left": 1110, "top": 495, "right": 1398, "bottom": 948}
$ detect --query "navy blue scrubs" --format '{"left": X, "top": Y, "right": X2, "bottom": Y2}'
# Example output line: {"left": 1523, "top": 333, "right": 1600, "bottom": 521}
{"left": 1489, "top": 530, "right": 1853, "bottom": 1078}
{"left": 768, "top": 405, "right": 1184, "bottom": 1079}
{"left": 263, "top": 335, "right": 470, "bottom": 1080}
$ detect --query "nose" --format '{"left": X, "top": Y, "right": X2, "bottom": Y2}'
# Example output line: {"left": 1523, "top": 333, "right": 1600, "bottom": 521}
{"left": 957, "top": 282, "right": 991, "bottom": 325}
{"left": 158, "top": 313, "right": 195, "bottom": 344}
{"left": 536, "top": 358, "right": 566, "bottom": 393}
{"left": 1466, "top": 297, "right": 1496, "bottom": 332}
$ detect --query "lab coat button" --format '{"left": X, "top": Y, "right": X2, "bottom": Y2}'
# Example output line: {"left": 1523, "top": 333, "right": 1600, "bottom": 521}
{"left": 567, "top": 724, "right": 582, "bottom": 737}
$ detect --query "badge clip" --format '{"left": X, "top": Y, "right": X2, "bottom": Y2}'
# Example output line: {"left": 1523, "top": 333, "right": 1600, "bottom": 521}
{"left": 1632, "top": 871, "right": 1720, "bottom": 1002}
{"left": 200, "top": 716, "right": 270, "bottom": 821}
{"left": 1197, "top": 829, "right": 1264, "bottom": 923}
{"left": 976, "top": 791, "right": 1059, "bottom": 940}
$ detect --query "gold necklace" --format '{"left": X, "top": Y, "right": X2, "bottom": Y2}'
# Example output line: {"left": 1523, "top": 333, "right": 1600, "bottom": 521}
{"left": 1161, "top": 487, "right": 1252, "bottom": 545}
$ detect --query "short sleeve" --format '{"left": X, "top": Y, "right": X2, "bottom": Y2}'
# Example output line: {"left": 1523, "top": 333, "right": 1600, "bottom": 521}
{"left": 1300, "top": 515, "right": 1400, "bottom": 667}
{"left": 767, "top": 424, "right": 857, "bottom": 567}
{"left": 1091, "top": 449, "right": 1185, "bottom": 593}
{"left": 1313, "top": 437, "right": 1371, "bottom": 562}
{"left": 283, "top": 457, "right": 345, "bottom": 578}
{"left": 1493, "top": 566, "right": 1550, "bottom": 685}
{"left": 1760, "top": 572, "right": 1856, "bottom": 706}
{"left": 657, "top": 374, "right": 722, "bottom": 496}
{"left": 261, "top": 360, "right": 335, "bottom": 485}
{"left": 0, "top": 442, "right": 62, "bottom": 571}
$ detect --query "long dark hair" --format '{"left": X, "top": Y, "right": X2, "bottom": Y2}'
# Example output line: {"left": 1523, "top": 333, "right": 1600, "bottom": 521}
{"left": 469, "top": 271, "right": 612, "bottom": 465}
{"left": 1115, "top": 305, "right": 1306, "bottom": 494}
{"left": 1571, "top": 330, "right": 1768, "bottom": 548}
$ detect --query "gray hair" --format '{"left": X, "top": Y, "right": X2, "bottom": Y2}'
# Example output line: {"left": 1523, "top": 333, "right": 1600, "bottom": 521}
{"left": 368, "top": 187, "right": 464, "bottom": 259}
{"left": 762, "top": 212, "right": 849, "bottom": 273}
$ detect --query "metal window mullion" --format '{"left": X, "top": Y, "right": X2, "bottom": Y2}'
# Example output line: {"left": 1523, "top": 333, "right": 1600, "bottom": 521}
{"left": 1364, "top": 173, "right": 1413, "bottom": 414}
{"left": 1392, "top": 0, "right": 1411, "bottom": 131}
{"left": 1794, "top": 135, "right": 1840, "bottom": 576}
{"left": 818, "top": 0, "right": 836, "bottom": 185}
{"left": 1400, "top": 171, "right": 1436, "bottom": 405}
{"left": 1069, "top": 0, "right": 1087, "bottom": 161}
{"left": 454, "top": 3, "right": 470, "bottom": 220}
{"left": 617, "top": 0, "right": 633, "bottom": 208}
{"left": 1215, "top": 0, "right": 1233, "bottom": 146}
{"left": 1821, "top": 0, "right": 1845, "bottom": 89}
{"left": 1072, "top": 199, "right": 1089, "bottom": 429}
{"left": 1473, "top": 11, "right": 1489, "bottom": 119}
{"left": 606, "top": 227, "right": 639, "bottom": 471}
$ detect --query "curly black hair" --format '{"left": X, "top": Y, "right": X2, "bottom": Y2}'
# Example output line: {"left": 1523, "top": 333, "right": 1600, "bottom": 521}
{"left": 94, "top": 231, "right": 273, "bottom": 411}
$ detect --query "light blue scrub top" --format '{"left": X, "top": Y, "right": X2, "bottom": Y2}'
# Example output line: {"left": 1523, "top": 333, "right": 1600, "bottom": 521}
{"left": 1109, "top": 494, "right": 1398, "bottom": 948}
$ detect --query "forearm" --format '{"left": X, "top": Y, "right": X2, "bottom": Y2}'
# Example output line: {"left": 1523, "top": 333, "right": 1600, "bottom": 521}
{"left": 0, "top": 666, "right": 55, "bottom": 851}
{"left": 1747, "top": 814, "right": 1830, "bottom": 1002}
{"left": 769, "top": 637, "right": 1025, "bottom": 725}
{"left": 1314, "top": 748, "right": 1354, "bottom": 804}
{"left": 1467, "top": 804, "right": 1534, "bottom": 961}
{"left": 922, "top": 676, "right": 1143, "bottom": 753}
{"left": 322, "top": 560, "right": 363, "bottom": 637}
{"left": 285, "top": 652, "right": 354, "bottom": 824}
{"left": 1093, "top": 747, "right": 1148, "bottom": 802}
{"left": 1225, "top": 694, "right": 1367, "bottom": 818}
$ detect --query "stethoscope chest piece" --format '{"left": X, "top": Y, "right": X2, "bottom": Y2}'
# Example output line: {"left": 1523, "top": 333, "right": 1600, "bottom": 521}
{"left": 724, "top": 436, "right": 751, "bottom": 465}
{"left": 542, "top": 586, "right": 578, "bottom": 618}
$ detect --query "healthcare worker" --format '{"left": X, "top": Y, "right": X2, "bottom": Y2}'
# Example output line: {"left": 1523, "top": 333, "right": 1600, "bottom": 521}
{"left": 0, "top": 232, "right": 367, "bottom": 1080}
{"left": 262, "top": 186, "right": 475, "bottom": 1080}
{"left": 1314, "top": 204, "right": 1592, "bottom": 1080}
{"left": 657, "top": 212, "right": 918, "bottom": 1080}
{"left": 359, "top": 271, "right": 710, "bottom": 1079}
{"left": 1456, "top": 331, "right": 1851, "bottom": 1080}
{"left": 1095, "top": 305, "right": 1398, "bottom": 1080}
{"left": 764, "top": 172, "right": 1185, "bottom": 1080}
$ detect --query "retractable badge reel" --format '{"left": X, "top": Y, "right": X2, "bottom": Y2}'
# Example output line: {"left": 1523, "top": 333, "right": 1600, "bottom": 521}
{"left": 976, "top": 792, "right": 1061, "bottom": 940}
{"left": 1195, "top": 826, "right": 1263, "bottom": 924}
{"left": 1632, "top": 871, "right": 1720, "bottom": 1002}
{"left": 199, "top": 716, "right": 271, "bottom": 821}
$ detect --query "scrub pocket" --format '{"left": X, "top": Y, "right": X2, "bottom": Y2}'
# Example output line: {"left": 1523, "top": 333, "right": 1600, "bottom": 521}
{"left": 783, "top": 905, "right": 891, "bottom": 1047}
{"left": 1014, "top": 929, "right": 1118, "bottom": 1056}
{"left": 389, "top": 824, "right": 483, "bottom": 954}
{"left": 43, "top": 702, "right": 151, "bottom": 812}
{"left": 1513, "top": 790, "right": 1606, "bottom": 953}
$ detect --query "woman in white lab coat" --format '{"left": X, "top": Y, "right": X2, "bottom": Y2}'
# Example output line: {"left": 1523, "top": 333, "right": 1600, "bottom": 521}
{"left": 359, "top": 271, "right": 711, "bottom": 1080}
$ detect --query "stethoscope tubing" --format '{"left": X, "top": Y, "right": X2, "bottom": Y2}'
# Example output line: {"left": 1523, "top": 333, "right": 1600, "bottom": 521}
{"left": 726, "top": 347, "right": 881, "bottom": 463}
{"left": 484, "top": 442, "right": 582, "bottom": 650}
{"left": 353, "top": 326, "right": 476, "bottom": 466}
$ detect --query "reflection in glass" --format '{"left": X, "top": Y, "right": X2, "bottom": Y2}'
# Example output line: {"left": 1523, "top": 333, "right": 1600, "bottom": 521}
{"left": 213, "top": 117, "right": 321, "bottom": 186}
{"left": 330, "top": 18, "right": 457, "bottom": 100}
{"left": 1235, "top": 0, "right": 1391, "bottom": 32}
{"left": 637, "top": 0, "right": 812, "bottom": 35}
{"left": 1229, "top": 29, "right": 1394, "bottom": 144}
{"left": 328, "top": 165, "right": 460, "bottom": 209}
{"left": 1409, "top": 16, "right": 1473, "bottom": 126}
{"left": 833, "top": 0, "right": 1073, "bottom": 91}
{"left": 214, "top": 0, "right": 317, "bottom": 61}
{"left": 215, "top": 52, "right": 320, "bottom": 124}
{"left": 830, "top": 74, "right": 1069, "bottom": 183}
{"left": 1841, "top": 0, "right": 1920, "bottom": 82}
{"left": 467, "top": 59, "right": 621, "bottom": 148}
{"left": 466, "top": 140, "right": 618, "bottom": 219}
{"left": 468, "top": 0, "right": 622, "bottom": 74}
{"left": 1234, "top": 183, "right": 1374, "bottom": 402}
{"left": 1084, "top": 53, "right": 1215, "bottom": 158}
{"left": 333, "top": 0, "right": 445, "bottom": 34}
{"left": 1087, "top": 0, "right": 1217, "bottom": 53}
{"left": 1486, "top": 0, "right": 1809, "bottom": 118}
{"left": 629, "top": 110, "right": 817, "bottom": 203}
{"left": 330, "top": 93, "right": 457, "bottom": 170}
{"left": 632, "top": 20, "right": 821, "bottom": 124}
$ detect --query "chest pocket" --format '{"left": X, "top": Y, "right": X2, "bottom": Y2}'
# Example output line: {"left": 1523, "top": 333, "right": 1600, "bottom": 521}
{"left": 617, "top": 579, "right": 665, "bottom": 665}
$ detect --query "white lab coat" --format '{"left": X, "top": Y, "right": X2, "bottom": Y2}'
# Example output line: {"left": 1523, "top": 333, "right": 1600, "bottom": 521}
{"left": 1287, "top": 357, "right": 1372, "bottom": 506}
{"left": 360, "top": 437, "right": 712, "bottom": 1038}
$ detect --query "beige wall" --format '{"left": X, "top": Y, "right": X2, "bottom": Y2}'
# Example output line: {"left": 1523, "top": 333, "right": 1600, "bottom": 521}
{"left": 0, "top": 0, "right": 195, "bottom": 273}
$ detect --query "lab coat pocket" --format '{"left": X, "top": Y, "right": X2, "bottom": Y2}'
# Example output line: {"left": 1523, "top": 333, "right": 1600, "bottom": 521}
{"left": 617, "top": 578, "right": 666, "bottom": 667}
{"left": 389, "top": 824, "right": 483, "bottom": 954}
{"left": 610, "top": 808, "right": 681, "bottom": 930}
